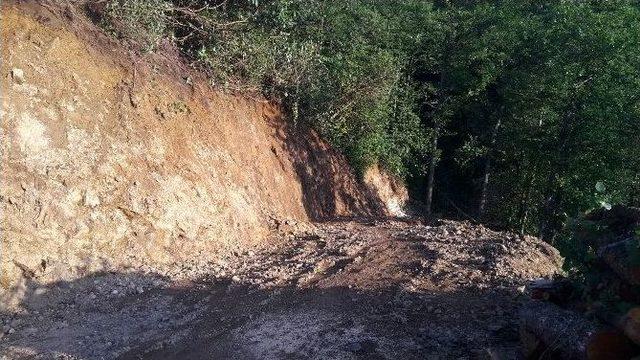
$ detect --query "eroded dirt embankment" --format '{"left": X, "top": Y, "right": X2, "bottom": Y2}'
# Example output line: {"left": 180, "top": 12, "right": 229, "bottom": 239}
{"left": 0, "top": 2, "right": 399, "bottom": 303}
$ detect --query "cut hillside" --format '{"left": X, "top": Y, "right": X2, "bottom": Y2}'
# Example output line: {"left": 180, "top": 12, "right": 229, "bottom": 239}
{"left": 0, "top": 2, "right": 404, "bottom": 301}
{"left": 0, "top": 2, "right": 568, "bottom": 360}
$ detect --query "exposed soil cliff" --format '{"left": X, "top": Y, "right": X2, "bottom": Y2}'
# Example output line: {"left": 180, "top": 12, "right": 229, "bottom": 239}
{"left": 0, "top": 2, "right": 399, "bottom": 300}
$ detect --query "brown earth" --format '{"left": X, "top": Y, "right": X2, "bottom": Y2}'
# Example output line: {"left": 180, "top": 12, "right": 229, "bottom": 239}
{"left": 1, "top": 219, "right": 562, "bottom": 359}
{"left": 1, "top": 2, "right": 564, "bottom": 359}
{"left": 0, "top": 0, "right": 401, "bottom": 302}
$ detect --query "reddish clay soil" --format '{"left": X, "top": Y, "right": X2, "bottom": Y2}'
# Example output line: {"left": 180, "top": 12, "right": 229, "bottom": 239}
{"left": 0, "top": 0, "right": 388, "bottom": 291}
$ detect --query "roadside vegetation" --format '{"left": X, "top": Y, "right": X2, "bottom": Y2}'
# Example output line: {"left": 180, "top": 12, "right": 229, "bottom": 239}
{"left": 93, "top": 0, "right": 640, "bottom": 245}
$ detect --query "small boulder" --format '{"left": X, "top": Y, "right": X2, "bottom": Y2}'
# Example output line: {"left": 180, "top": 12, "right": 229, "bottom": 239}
{"left": 84, "top": 189, "right": 100, "bottom": 208}
{"left": 11, "top": 68, "right": 25, "bottom": 84}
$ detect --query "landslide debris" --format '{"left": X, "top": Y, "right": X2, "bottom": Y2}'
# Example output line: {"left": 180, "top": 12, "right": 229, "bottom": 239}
{"left": 1, "top": 219, "right": 562, "bottom": 359}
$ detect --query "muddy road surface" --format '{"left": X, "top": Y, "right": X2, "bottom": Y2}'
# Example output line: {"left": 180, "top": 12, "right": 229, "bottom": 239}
{"left": 1, "top": 218, "right": 561, "bottom": 359}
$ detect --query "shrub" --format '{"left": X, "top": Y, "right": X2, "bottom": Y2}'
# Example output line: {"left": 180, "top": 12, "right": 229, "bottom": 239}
{"left": 102, "top": 0, "right": 171, "bottom": 51}
{"left": 93, "top": 0, "right": 640, "bottom": 237}
{"left": 96, "top": 0, "right": 432, "bottom": 179}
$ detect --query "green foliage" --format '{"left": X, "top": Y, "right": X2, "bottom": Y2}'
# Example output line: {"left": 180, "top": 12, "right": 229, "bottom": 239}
{"left": 97, "top": 0, "right": 639, "bottom": 240}
{"left": 427, "top": 1, "right": 640, "bottom": 234}
{"left": 558, "top": 218, "right": 606, "bottom": 275}
{"left": 455, "top": 136, "right": 485, "bottom": 169}
{"left": 98, "top": 0, "right": 433, "bottom": 177}
{"left": 102, "top": 0, "right": 171, "bottom": 51}
{"left": 558, "top": 212, "right": 640, "bottom": 309}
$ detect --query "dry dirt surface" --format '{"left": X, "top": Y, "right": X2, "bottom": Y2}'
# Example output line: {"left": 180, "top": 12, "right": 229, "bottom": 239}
{"left": 1, "top": 218, "right": 562, "bottom": 360}
{"left": 1, "top": 1, "right": 397, "bottom": 291}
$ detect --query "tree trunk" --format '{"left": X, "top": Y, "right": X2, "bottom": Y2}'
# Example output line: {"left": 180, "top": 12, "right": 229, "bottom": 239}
{"left": 478, "top": 159, "right": 491, "bottom": 218}
{"left": 528, "top": 278, "right": 574, "bottom": 305}
{"left": 539, "top": 104, "right": 579, "bottom": 242}
{"left": 426, "top": 32, "right": 452, "bottom": 218}
{"left": 425, "top": 128, "right": 439, "bottom": 216}
{"left": 518, "top": 174, "right": 534, "bottom": 236}
{"left": 619, "top": 307, "right": 640, "bottom": 346}
{"left": 539, "top": 188, "right": 561, "bottom": 242}
{"left": 478, "top": 118, "right": 502, "bottom": 218}
{"left": 595, "top": 306, "right": 640, "bottom": 347}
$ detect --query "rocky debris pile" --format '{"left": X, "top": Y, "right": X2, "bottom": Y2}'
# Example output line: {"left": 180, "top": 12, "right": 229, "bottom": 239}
{"left": 519, "top": 205, "right": 640, "bottom": 359}
{"left": 393, "top": 220, "right": 563, "bottom": 291}
{"left": 1, "top": 218, "right": 563, "bottom": 359}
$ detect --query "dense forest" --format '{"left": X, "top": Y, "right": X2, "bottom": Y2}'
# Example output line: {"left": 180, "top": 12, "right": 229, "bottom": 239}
{"left": 97, "top": 0, "right": 640, "bottom": 242}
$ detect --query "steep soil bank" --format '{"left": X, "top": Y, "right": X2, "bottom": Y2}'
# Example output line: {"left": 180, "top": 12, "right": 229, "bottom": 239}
{"left": 0, "top": 2, "right": 396, "bottom": 301}
{"left": 364, "top": 164, "right": 410, "bottom": 217}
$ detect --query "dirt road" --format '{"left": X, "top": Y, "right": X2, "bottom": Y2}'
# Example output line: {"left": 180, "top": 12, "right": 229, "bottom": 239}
{"left": 1, "top": 218, "right": 561, "bottom": 359}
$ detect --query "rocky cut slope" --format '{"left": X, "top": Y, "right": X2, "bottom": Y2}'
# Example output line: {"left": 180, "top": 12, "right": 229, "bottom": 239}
{"left": 0, "top": 1, "right": 406, "bottom": 304}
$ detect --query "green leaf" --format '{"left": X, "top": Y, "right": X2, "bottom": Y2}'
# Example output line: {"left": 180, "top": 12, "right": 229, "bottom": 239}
{"left": 599, "top": 201, "right": 612, "bottom": 210}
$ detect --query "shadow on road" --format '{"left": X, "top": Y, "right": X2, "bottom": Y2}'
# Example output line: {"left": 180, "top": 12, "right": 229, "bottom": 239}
{"left": 0, "top": 262, "right": 524, "bottom": 359}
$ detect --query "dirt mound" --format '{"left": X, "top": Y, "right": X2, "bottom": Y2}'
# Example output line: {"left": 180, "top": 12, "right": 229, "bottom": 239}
{"left": 0, "top": 219, "right": 562, "bottom": 359}
{"left": 0, "top": 2, "right": 400, "bottom": 303}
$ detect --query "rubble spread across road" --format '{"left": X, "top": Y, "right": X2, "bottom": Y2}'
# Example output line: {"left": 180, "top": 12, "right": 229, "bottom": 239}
{"left": 1, "top": 218, "right": 562, "bottom": 359}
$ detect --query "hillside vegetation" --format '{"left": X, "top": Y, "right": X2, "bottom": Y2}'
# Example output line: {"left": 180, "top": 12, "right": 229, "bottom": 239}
{"left": 95, "top": 0, "right": 640, "bottom": 241}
